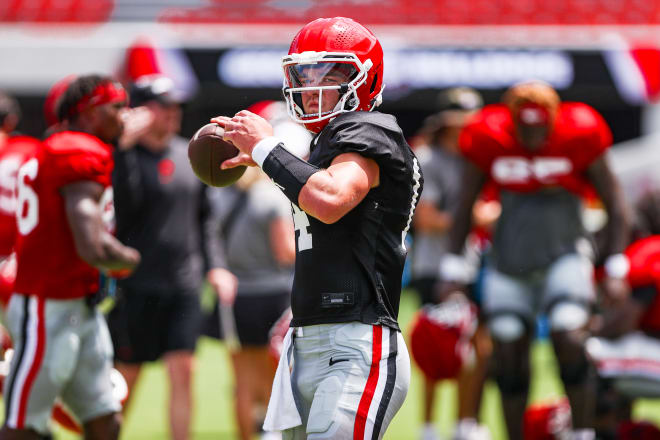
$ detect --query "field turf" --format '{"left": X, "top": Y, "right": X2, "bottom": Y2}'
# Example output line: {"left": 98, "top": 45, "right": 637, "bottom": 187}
{"left": 5, "top": 288, "right": 660, "bottom": 439}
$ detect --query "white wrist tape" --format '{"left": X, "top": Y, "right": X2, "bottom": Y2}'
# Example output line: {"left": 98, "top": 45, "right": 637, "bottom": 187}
{"left": 251, "top": 136, "right": 283, "bottom": 168}
{"left": 604, "top": 253, "right": 630, "bottom": 279}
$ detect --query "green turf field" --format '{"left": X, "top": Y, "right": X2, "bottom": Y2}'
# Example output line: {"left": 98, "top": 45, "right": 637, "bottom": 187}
{"left": 7, "top": 289, "right": 660, "bottom": 439}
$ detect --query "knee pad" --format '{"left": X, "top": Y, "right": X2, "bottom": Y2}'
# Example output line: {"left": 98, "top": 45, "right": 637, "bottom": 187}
{"left": 548, "top": 301, "right": 589, "bottom": 332}
{"left": 306, "top": 375, "right": 343, "bottom": 438}
{"left": 488, "top": 314, "right": 525, "bottom": 343}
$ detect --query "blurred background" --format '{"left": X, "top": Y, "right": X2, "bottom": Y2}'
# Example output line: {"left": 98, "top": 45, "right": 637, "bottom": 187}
{"left": 3, "top": 0, "right": 660, "bottom": 201}
{"left": 3, "top": 1, "right": 660, "bottom": 438}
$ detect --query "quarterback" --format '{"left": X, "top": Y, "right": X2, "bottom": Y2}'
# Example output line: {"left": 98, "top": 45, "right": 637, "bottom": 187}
{"left": 215, "top": 17, "right": 423, "bottom": 440}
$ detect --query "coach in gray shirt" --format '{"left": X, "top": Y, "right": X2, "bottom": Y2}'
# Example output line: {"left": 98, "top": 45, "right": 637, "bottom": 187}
{"left": 209, "top": 167, "right": 296, "bottom": 440}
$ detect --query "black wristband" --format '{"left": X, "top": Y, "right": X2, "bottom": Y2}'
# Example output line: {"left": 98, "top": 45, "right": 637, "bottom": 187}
{"left": 261, "top": 144, "right": 319, "bottom": 205}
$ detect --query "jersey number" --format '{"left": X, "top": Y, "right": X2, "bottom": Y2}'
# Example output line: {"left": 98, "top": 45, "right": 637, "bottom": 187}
{"left": 491, "top": 156, "right": 573, "bottom": 184}
{"left": 292, "top": 204, "right": 312, "bottom": 251}
{"left": 16, "top": 158, "right": 39, "bottom": 235}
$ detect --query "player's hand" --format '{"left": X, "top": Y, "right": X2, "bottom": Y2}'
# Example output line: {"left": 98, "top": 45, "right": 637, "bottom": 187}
{"left": 207, "top": 267, "right": 238, "bottom": 305}
{"left": 106, "top": 246, "right": 141, "bottom": 277}
{"left": 601, "top": 276, "right": 631, "bottom": 306}
{"left": 118, "top": 106, "right": 154, "bottom": 150}
{"left": 220, "top": 152, "right": 257, "bottom": 169}
{"left": 211, "top": 110, "right": 274, "bottom": 157}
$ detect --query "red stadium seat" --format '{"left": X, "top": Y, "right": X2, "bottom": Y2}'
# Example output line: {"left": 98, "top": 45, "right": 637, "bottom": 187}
{"left": 0, "top": 0, "right": 114, "bottom": 23}
{"left": 156, "top": 0, "right": 660, "bottom": 25}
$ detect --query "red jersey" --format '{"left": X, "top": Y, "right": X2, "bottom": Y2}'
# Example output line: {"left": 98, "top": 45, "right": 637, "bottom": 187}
{"left": 0, "top": 136, "right": 41, "bottom": 256}
{"left": 625, "top": 236, "right": 660, "bottom": 333}
{"left": 459, "top": 102, "right": 612, "bottom": 195}
{"left": 13, "top": 131, "right": 114, "bottom": 300}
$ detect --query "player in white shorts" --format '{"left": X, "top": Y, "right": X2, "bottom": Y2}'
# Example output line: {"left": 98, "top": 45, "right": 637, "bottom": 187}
{"left": 214, "top": 16, "right": 423, "bottom": 440}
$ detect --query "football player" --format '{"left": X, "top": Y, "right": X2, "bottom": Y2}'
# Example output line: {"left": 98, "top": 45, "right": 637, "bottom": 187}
{"left": 214, "top": 16, "right": 423, "bottom": 440}
{"left": 0, "top": 93, "right": 41, "bottom": 314}
{"left": 440, "top": 81, "right": 630, "bottom": 440}
{"left": 0, "top": 92, "right": 40, "bottom": 268}
{"left": 0, "top": 75, "right": 140, "bottom": 440}
{"left": 588, "top": 233, "right": 660, "bottom": 439}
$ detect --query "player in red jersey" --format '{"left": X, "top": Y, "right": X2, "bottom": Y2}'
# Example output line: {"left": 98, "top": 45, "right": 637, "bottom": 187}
{"left": 0, "top": 92, "right": 41, "bottom": 309}
{"left": 587, "top": 231, "right": 660, "bottom": 439}
{"left": 0, "top": 75, "right": 140, "bottom": 440}
{"left": 441, "top": 81, "right": 630, "bottom": 440}
{"left": 0, "top": 92, "right": 39, "bottom": 264}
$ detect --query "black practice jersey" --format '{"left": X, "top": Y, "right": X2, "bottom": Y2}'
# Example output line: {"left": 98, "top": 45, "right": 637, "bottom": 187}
{"left": 289, "top": 111, "right": 424, "bottom": 330}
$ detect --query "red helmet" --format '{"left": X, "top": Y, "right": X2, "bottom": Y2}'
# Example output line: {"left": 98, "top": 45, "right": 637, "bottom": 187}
{"left": 409, "top": 296, "right": 477, "bottom": 381}
{"left": 523, "top": 397, "right": 572, "bottom": 440}
{"left": 282, "top": 17, "right": 384, "bottom": 133}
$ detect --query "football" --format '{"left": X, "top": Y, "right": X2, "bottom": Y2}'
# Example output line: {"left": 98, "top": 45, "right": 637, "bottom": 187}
{"left": 188, "top": 123, "right": 246, "bottom": 187}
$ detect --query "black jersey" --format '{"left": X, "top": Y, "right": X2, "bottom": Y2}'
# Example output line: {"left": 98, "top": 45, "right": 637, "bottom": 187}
{"left": 289, "top": 111, "right": 423, "bottom": 331}
{"left": 113, "top": 137, "right": 224, "bottom": 295}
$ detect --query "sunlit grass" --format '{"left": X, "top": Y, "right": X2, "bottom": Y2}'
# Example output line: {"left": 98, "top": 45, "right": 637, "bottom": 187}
{"left": 6, "top": 289, "right": 660, "bottom": 440}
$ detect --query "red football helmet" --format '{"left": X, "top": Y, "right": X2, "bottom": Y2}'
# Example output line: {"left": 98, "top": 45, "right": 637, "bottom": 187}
{"left": 523, "top": 397, "right": 572, "bottom": 440}
{"left": 409, "top": 295, "right": 477, "bottom": 381}
{"left": 282, "top": 17, "right": 384, "bottom": 133}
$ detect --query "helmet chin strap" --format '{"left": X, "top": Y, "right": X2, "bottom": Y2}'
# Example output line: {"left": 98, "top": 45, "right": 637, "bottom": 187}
{"left": 370, "top": 84, "right": 385, "bottom": 110}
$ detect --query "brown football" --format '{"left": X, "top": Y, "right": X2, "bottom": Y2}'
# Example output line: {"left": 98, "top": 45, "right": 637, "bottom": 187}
{"left": 188, "top": 123, "right": 246, "bottom": 187}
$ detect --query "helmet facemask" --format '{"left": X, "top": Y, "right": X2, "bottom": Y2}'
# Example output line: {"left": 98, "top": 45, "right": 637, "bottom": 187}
{"left": 282, "top": 52, "right": 375, "bottom": 130}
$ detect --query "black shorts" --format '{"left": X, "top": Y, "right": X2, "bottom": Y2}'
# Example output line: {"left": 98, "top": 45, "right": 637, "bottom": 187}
{"left": 202, "top": 291, "right": 290, "bottom": 347}
{"left": 107, "top": 290, "right": 201, "bottom": 363}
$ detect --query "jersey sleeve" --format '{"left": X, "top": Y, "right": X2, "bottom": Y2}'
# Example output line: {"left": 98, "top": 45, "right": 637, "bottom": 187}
{"left": 325, "top": 112, "right": 405, "bottom": 165}
{"left": 50, "top": 149, "right": 112, "bottom": 188}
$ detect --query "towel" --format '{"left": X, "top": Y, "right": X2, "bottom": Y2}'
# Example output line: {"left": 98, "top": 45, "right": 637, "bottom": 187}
{"left": 263, "top": 327, "right": 302, "bottom": 431}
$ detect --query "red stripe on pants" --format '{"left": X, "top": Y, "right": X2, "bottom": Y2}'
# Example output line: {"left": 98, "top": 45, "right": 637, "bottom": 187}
{"left": 17, "top": 298, "right": 46, "bottom": 428}
{"left": 353, "top": 325, "right": 382, "bottom": 439}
